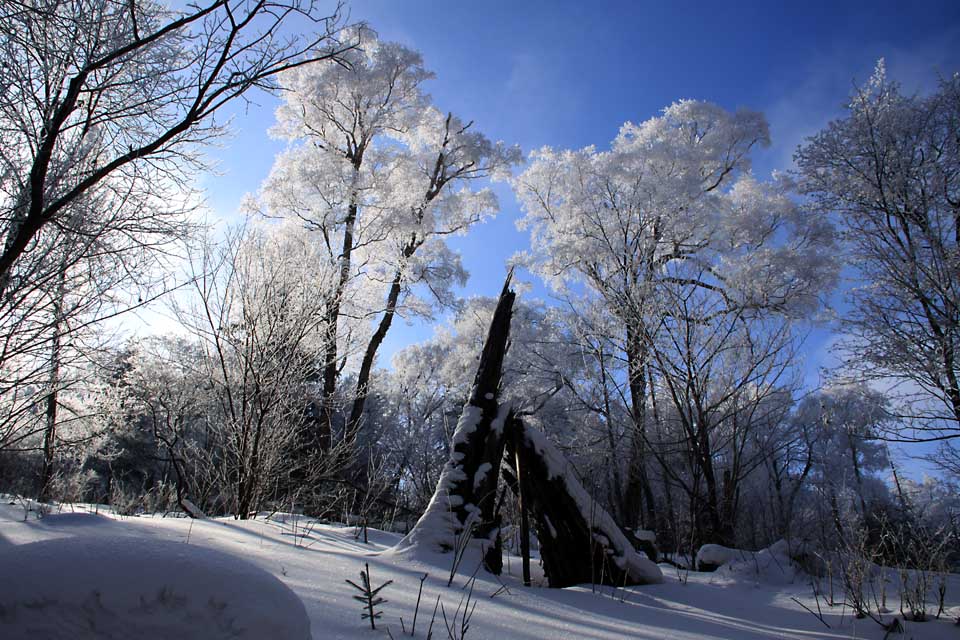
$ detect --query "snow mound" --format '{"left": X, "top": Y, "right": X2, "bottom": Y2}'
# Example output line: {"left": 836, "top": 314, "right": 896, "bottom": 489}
{"left": 0, "top": 535, "right": 310, "bottom": 640}
{"left": 710, "top": 540, "right": 806, "bottom": 585}
{"left": 696, "top": 543, "right": 739, "bottom": 571}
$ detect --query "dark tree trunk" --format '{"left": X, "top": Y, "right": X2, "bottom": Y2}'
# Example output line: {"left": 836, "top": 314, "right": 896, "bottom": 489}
{"left": 345, "top": 267, "right": 405, "bottom": 445}
{"left": 453, "top": 273, "right": 515, "bottom": 572}
{"left": 398, "top": 272, "right": 662, "bottom": 587}
{"left": 502, "top": 414, "right": 661, "bottom": 587}
{"left": 39, "top": 336, "right": 60, "bottom": 503}
{"left": 314, "top": 155, "right": 363, "bottom": 453}
{"left": 39, "top": 267, "right": 65, "bottom": 503}
{"left": 396, "top": 271, "right": 516, "bottom": 574}
{"left": 623, "top": 328, "right": 656, "bottom": 529}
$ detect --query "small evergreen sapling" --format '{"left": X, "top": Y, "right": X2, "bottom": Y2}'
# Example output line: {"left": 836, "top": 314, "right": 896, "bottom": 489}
{"left": 346, "top": 562, "right": 393, "bottom": 630}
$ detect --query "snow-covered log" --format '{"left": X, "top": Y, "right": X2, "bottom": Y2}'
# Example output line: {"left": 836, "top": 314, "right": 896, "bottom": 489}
{"left": 504, "top": 414, "right": 663, "bottom": 587}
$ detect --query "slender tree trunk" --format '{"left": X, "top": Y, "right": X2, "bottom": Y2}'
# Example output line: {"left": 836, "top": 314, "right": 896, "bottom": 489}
{"left": 39, "top": 334, "right": 61, "bottom": 503}
{"left": 623, "top": 327, "right": 656, "bottom": 529}
{"left": 345, "top": 269, "right": 404, "bottom": 444}
{"left": 345, "top": 231, "right": 426, "bottom": 479}
{"left": 597, "top": 343, "right": 624, "bottom": 520}
{"left": 698, "top": 425, "right": 726, "bottom": 545}
{"left": 315, "top": 204, "right": 357, "bottom": 450}
{"left": 720, "top": 468, "right": 738, "bottom": 545}
{"left": 847, "top": 435, "right": 869, "bottom": 516}
{"left": 39, "top": 266, "right": 66, "bottom": 503}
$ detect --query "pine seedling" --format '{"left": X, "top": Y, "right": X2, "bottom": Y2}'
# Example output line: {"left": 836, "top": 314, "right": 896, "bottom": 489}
{"left": 345, "top": 562, "right": 393, "bottom": 630}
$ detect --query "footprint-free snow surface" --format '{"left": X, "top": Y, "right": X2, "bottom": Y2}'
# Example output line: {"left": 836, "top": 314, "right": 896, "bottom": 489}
{"left": 0, "top": 501, "right": 957, "bottom": 639}
{"left": 0, "top": 533, "right": 309, "bottom": 639}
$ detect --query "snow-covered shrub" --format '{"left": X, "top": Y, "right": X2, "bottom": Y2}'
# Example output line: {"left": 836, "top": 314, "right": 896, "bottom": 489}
{"left": 893, "top": 523, "right": 954, "bottom": 621}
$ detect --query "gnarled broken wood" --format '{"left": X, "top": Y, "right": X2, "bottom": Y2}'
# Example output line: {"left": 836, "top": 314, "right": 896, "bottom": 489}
{"left": 392, "top": 271, "right": 515, "bottom": 570}
{"left": 393, "top": 270, "right": 662, "bottom": 587}
{"left": 503, "top": 414, "right": 662, "bottom": 587}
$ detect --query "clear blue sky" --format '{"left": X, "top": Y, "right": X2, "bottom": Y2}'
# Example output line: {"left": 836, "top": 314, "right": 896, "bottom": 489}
{"left": 198, "top": 0, "right": 960, "bottom": 394}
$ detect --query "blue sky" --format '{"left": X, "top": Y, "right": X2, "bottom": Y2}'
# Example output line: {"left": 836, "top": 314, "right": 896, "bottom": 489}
{"left": 196, "top": 0, "right": 960, "bottom": 394}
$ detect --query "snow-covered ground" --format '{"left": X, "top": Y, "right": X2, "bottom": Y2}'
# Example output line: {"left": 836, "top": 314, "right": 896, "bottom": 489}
{"left": 1, "top": 499, "right": 957, "bottom": 639}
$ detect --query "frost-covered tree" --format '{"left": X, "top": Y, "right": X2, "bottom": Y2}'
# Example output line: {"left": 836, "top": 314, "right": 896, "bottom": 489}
{"left": 175, "top": 223, "right": 335, "bottom": 518}
{"left": 113, "top": 337, "right": 213, "bottom": 516}
{"left": 755, "top": 394, "right": 822, "bottom": 541}
{"left": 0, "top": 0, "right": 356, "bottom": 489}
{"left": 260, "top": 28, "right": 521, "bottom": 452}
{"left": 797, "top": 62, "right": 960, "bottom": 443}
{"left": 795, "top": 385, "right": 892, "bottom": 540}
{"left": 646, "top": 302, "right": 801, "bottom": 546}
{"left": 514, "top": 100, "right": 836, "bottom": 530}
{"left": 0, "top": 0, "right": 354, "bottom": 294}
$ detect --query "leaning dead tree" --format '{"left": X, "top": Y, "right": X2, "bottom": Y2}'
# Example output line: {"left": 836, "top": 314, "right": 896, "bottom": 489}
{"left": 394, "top": 272, "right": 662, "bottom": 587}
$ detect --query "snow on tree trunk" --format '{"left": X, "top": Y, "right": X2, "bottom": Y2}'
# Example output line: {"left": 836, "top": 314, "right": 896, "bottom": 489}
{"left": 504, "top": 413, "right": 663, "bottom": 587}
{"left": 392, "top": 272, "right": 515, "bottom": 570}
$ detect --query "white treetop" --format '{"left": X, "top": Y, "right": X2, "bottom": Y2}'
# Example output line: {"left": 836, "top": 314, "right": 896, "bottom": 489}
{"left": 514, "top": 100, "right": 835, "bottom": 324}
{"left": 257, "top": 27, "right": 521, "bottom": 444}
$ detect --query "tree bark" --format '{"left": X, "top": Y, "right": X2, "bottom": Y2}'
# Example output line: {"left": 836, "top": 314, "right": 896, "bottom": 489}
{"left": 346, "top": 266, "right": 405, "bottom": 445}
{"left": 314, "top": 187, "right": 360, "bottom": 452}
{"left": 395, "top": 271, "right": 515, "bottom": 573}
{"left": 622, "top": 327, "right": 656, "bottom": 529}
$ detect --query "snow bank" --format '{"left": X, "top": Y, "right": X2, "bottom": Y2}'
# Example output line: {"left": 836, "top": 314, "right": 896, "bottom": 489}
{"left": 0, "top": 535, "right": 310, "bottom": 639}
{"left": 701, "top": 540, "right": 808, "bottom": 585}
{"left": 696, "top": 544, "right": 740, "bottom": 571}
{"left": 2, "top": 504, "right": 956, "bottom": 640}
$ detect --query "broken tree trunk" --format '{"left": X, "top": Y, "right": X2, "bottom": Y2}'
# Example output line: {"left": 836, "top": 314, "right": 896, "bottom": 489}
{"left": 393, "top": 271, "right": 515, "bottom": 572}
{"left": 393, "top": 270, "right": 662, "bottom": 587}
{"left": 503, "top": 413, "right": 662, "bottom": 587}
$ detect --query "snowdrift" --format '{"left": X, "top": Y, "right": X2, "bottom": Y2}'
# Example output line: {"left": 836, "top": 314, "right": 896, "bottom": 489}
{"left": 0, "top": 534, "right": 310, "bottom": 640}
{"left": 697, "top": 540, "right": 811, "bottom": 585}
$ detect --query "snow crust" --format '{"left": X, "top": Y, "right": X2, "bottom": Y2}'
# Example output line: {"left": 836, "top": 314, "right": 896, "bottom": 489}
{"left": 0, "top": 534, "right": 310, "bottom": 639}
